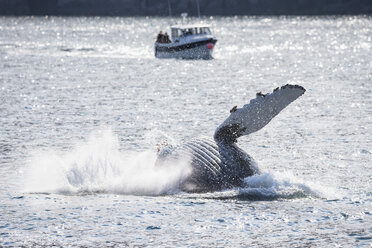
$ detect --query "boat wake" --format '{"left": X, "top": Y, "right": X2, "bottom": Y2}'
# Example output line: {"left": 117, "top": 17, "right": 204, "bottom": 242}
{"left": 23, "top": 130, "right": 331, "bottom": 200}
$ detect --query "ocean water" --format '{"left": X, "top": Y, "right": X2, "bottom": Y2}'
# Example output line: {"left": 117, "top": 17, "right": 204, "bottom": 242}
{"left": 0, "top": 15, "right": 371, "bottom": 247}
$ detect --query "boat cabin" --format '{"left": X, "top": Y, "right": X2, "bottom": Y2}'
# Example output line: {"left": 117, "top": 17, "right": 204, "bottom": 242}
{"left": 170, "top": 24, "right": 212, "bottom": 43}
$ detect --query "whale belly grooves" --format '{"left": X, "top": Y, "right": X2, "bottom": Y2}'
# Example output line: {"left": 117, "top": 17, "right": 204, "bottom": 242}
{"left": 156, "top": 137, "right": 258, "bottom": 192}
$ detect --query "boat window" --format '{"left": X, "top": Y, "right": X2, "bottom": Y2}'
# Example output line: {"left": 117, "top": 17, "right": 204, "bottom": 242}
{"left": 171, "top": 28, "right": 183, "bottom": 39}
{"left": 200, "top": 27, "right": 211, "bottom": 35}
{"left": 181, "top": 28, "right": 193, "bottom": 36}
{"left": 172, "top": 29, "right": 178, "bottom": 38}
{"left": 177, "top": 27, "right": 211, "bottom": 37}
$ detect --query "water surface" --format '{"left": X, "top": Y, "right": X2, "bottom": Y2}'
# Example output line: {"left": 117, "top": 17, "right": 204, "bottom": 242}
{"left": 0, "top": 16, "right": 371, "bottom": 247}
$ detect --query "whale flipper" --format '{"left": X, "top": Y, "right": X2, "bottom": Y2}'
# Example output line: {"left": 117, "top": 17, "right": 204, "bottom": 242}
{"left": 214, "top": 84, "right": 305, "bottom": 143}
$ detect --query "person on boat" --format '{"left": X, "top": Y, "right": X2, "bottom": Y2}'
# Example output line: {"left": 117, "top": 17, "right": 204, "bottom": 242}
{"left": 185, "top": 29, "right": 192, "bottom": 36}
{"left": 164, "top": 32, "right": 171, "bottom": 43}
{"left": 156, "top": 31, "right": 164, "bottom": 43}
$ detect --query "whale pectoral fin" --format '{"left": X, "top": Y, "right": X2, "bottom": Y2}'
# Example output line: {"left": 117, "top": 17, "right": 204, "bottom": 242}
{"left": 214, "top": 84, "right": 306, "bottom": 143}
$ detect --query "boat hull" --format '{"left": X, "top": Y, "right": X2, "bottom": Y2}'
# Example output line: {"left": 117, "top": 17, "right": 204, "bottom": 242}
{"left": 155, "top": 39, "right": 217, "bottom": 60}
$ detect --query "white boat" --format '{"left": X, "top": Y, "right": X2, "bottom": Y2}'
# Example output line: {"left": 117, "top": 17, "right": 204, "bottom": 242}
{"left": 154, "top": 24, "right": 217, "bottom": 60}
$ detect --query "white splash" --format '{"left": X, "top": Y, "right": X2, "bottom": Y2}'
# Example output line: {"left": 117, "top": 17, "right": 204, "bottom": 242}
{"left": 23, "top": 130, "right": 191, "bottom": 195}
{"left": 242, "top": 171, "right": 338, "bottom": 200}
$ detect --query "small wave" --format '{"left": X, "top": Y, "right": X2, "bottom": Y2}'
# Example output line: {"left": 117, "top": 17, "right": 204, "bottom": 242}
{"left": 60, "top": 48, "right": 73, "bottom": 52}
{"left": 0, "top": 43, "right": 19, "bottom": 48}
{"left": 77, "top": 47, "right": 95, "bottom": 52}
{"left": 60, "top": 47, "right": 95, "bottom": 52}
{"left": 23, "top": 130, "right": 191, "bottom": 196}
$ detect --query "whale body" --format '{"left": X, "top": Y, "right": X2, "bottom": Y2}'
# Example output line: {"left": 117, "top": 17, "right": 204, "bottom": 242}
{"left": 156, "top": 84, "right": 306, "bottom": 192}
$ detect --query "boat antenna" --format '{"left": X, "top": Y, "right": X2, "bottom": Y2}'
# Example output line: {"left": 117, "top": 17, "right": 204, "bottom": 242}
{"left": 196, "top": 0, "right": 200, "bottom": 19}
{"left": 167, "top": 0, "right": 172, "bottom": 17}
{"left": 181, "top": 12, "right": 188, "bottom": 24}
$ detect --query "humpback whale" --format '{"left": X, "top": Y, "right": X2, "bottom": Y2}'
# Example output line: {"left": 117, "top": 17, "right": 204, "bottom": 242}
{"left": 156, "top": 84, "right": 306, "bottom": 192}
